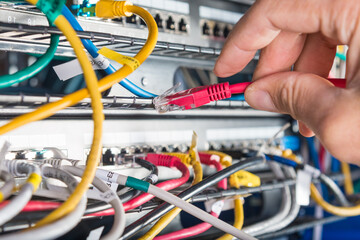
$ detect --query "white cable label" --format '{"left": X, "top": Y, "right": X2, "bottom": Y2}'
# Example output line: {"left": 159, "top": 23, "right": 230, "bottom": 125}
{"left": 53, "top": 54, "right": 107, "bottom": 81}
{"left": 95, "top": 169, "right": 119, "bottom": 192}
{"left": 86, "top": 226, "right": 104, "bottom": 240}
{"left": 296, "top": 169, "right": 312, "bottom": 206}
{"left": 210, "top": 154, "right": 221, "bottom": 162}
{"left": 93, "top": 54, "right": 110, "bottom": 70}
{"left": 211, "top": 200, "right": 224, "bottom": 215}
{"left": 204, "top": 198, "right": 234, "bottom": 213}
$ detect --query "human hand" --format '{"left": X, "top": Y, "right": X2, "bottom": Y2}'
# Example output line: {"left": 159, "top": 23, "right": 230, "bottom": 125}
{"left": 214, "top": 0, "right": 360, "bottom": 163}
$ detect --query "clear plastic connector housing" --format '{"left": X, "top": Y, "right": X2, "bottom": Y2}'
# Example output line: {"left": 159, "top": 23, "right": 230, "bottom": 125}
{"left": 153, "top": 83, "right": 185, "bottom": 113}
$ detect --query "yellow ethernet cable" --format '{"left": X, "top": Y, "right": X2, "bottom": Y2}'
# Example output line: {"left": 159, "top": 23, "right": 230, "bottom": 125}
{"left": 341, "top": 162, "right": 354, "bottom": 195}
{"left": 283, "top": 150, "right": 360, "bottom": 217}
{"left": 139, "top": 133, "right": 203, "bottom": 240}
{"left": 217, "top": 198, "right": 244, "bottom": 240}
{"left": 218, "top": 170, "right": 261, "bottom": 240}
{"left": 15, "top": 0, "right": 157, "bottom": 227}
{"left": 24, "top": 0, "right": 104, "bottom": 227}
{"left": 0, "top": 2, "right": 157, "bottom": 136}
{"left": 0, "top": 1, "right": 157, "bottom": 226}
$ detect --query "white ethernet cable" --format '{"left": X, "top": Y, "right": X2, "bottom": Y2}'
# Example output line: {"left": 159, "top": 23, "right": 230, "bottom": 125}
{"left": 243, "top": 162, "right": 292, "bottom": 236}
{"left": 0, "top": 169, "right": 15, "bottom": 202}
{"left": 259, "top": 167, "right": 300, "bottom": 235}
{"left": 0, "top": 166, "right": 86, "bottom": 240}
{"left": 64, "top": 166, "right": 126, "bottom": 240}
{"left": 0, "top": 160, "right": 42, "bottom": 226}
{"left": 86, "top": 167, "right": 257, "bottom": 240}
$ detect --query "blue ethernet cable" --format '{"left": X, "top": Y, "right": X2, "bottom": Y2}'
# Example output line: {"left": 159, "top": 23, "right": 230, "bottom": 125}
{"left": 61, "top": 6, "right": 157, "bottom": 98}
{"left": 265, "top": 154, "right": 300, "bottom": 168}
{"left": 228, "top": 94, "right": 245, "bottom": 101}
{"left": 306, "top": 137, "right": 329, "bottom": 200}
{"left": 62, "top": 6, "right": 248, "bottom": 101}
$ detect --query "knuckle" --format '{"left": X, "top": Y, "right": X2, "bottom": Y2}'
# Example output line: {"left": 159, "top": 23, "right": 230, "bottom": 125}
{"left": 275, "top": 74, "right": 302, "bottom": 117}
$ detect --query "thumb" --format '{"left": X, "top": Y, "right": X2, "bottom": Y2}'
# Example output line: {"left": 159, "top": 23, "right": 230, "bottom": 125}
{"left": 244, "top": 72, "right": 338, "bottom": 133}
{"left": 245, "top": 72, "right": 360, "bottom": 163}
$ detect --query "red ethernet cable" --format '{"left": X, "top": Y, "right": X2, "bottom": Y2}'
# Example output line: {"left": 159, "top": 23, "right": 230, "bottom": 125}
{"left": 198, "top": 152, "right": 227, "bottom": 189}
{"left": 89, "top": 154, "right": 190, "bottom": 216}
{"left": 0, "top": 200, "right": 61, "bottom": 212}
{"left": 154, "top": 154, "right": 228, "bottom": 240}
{"left": 154, "top": 211, "right": 220, "bottom": 240}
{"left": 153, "top": 78, "right": 346, "bottom": 113}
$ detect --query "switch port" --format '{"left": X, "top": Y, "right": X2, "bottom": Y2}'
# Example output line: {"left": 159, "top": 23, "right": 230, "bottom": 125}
{"left": 154, "top": 14, "right": 163, "bottom": 29}
{"left": 166, "top": 16, "right": 175, "bottom": 30}
{"left": 213, "top": 24, "right": 221, "bottom": 37}
{"left": 178, "top": 18, "right": 187, "bottom": 32}
{"left": 140, "top": 18, "right": 146, "bottom": 26}
{"left": 15, "top": 152, "right": 26, "bottom": 159}
{"left": 102, "top": 149, "right": 115, "bottom": 165}
{"left": 202, "top": 22, "right": 210, "bottom": 36}
{"left": 223, "top": 26, "right": 231, "bottom": 38}
{"left": 113, "top": 17, "right": 123, "bottom": 23}
{"left": 126, "top": 15, "right": 137, "bottom": 24}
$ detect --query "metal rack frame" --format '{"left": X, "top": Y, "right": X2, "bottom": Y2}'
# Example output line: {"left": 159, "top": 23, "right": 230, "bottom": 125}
{"left": 0, "top": 22, "right": 221, "bottom": 60}
{"left": 0, "top": 93, "right": 283, "bottom": 118}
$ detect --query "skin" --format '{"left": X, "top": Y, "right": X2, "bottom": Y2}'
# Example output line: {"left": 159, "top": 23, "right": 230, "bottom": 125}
{"left": 214, "top": 0, "right": 360, "bottom": 164}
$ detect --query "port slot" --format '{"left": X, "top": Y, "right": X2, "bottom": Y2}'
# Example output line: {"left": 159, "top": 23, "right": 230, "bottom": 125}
{"left": 102, "top": 149, "right": 115, "bottom": 165}
{"left": 154, "top": 14, "right": 163, "bottom": 29}
{"left": 126, "top": 15, "right": 137, "bottom": 24}
{"left": 112, "top": 17, "right": 123, "bottom": 23}
{"left": 166, "top": 16, "right": 175, "bottom": 31}
{"left": 202, "top": 22, "right": 210, "bottom": 36}
{"left": 178, "top": 18, "right": 187, "bottom": 32}
{"left": 223, "top": 26, "right": 231, "bottom": 38}
{"left": 140, "top": 17, "right": 146, "bottom": 26}
{"left": 213, "top": 24, "right": 221, "bottom": 37}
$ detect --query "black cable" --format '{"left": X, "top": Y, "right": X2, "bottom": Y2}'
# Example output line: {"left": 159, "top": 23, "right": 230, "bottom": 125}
{"left": 130, "top": 157, "right": 159, "bottom": 184}
{"left": 119, "top": 157, "right": 159, "bottom": 202}
{"left": 122, "top": 156, "right": 264, "bottom": 239}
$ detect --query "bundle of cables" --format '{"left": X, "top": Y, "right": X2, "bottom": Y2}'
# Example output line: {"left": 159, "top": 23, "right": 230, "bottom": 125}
{"left": 0, "top": 1, "right": 357, "bottom": 239}
{"left": 0, "top": 0, "right": 158, "bottom": 238}
{"left": 1, "top": 146, "right": 357, "bottom": 239}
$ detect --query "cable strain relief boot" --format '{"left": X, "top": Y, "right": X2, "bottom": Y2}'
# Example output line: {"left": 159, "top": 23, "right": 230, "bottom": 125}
{"left": 207, "top": 82, "right": 231, "bottom": 101}
{"left": 96, "top": 0, "right": 133, "bottom": 19}
{"left": 146, "top": 153, "right": 179, "bottom": 167}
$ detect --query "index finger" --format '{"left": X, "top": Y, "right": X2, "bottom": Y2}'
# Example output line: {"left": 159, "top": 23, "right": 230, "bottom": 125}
{"left": 214, "top": 0, "right": 323, "bottom": 77}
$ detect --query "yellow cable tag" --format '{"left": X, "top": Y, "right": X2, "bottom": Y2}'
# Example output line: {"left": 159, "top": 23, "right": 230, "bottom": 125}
{"left": 98, "top": 47, "right": 140, "bottom": 71}
{"left": 0, "top": 192, "right": 4, "bottom": 203}
{"left": 27, "top": 173, "right": 42, "bottom": 192}
{"left": 189, "top": 131, "right": 200, "bottom": 165}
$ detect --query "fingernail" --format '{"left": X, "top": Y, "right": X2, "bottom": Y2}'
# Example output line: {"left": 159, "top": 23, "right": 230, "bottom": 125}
{"left": 245, "top": 89, "right": 277, "bottom": 112}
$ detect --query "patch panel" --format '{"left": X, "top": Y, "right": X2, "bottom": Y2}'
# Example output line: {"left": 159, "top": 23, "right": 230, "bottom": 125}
{"left": 84, "top": 135, "right": 290, "bottom": 167}
{"left": 70, "top": 1, "right": 191, "bottom": 35}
